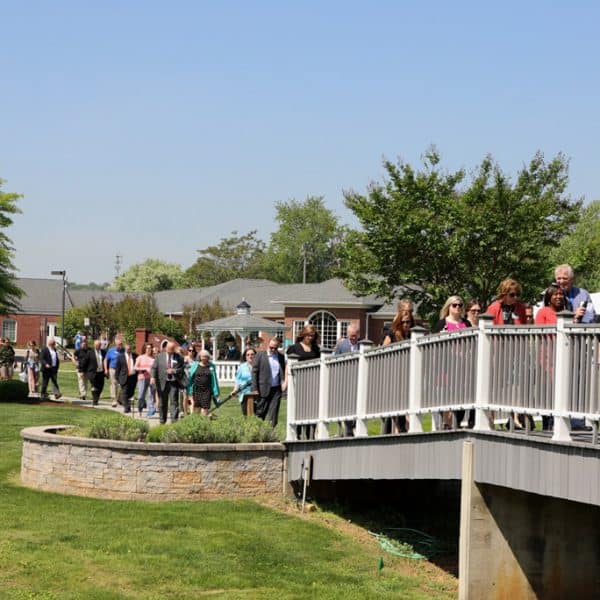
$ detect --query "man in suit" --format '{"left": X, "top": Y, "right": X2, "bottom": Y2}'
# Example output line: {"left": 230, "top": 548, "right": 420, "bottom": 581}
{"left": 333, "top": 324, "right": 360, "bottom": 356}
{"left": 333, "top": 324, "right": 360, "bottom": 437}
{"left": 81, "top": 339, "right": 106, "bottom": 406}
{"left": 252, "top": 337, "right": 287, "bottom": 427}
{"left": 151, "top": 341, "right": 184, "bottom": 424}
{"left": 40, "top": 337, "right": 61, "bottom": 400}
{"left": 114, "top": 343, "right": 138, "bottom": 414}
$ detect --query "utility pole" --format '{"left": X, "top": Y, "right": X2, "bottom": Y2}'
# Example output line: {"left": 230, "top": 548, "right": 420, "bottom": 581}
{"left": 301, "top": 244, "right": 308, "bottom": 284}
{"left": 50, "top": 270, "right": 67, "bottom": 358}
{"left": 114, "top": 253, "right": 123, "bottom": 279}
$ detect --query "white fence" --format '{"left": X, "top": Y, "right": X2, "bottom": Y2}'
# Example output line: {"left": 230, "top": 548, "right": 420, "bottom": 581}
{"left": 286, "top": 312, "right": 600, "bottom": 443}
{"left": 213, "top": 361, "right": 239, "bottom": 384}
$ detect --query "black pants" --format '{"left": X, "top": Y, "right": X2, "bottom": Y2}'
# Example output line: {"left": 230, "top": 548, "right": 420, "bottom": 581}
{"left": 89, "top": 371, "right": 105, "bottom": 404}
{"left": 41, "top": 368, "right": 60, "bottom": 397}
{"left": 158, "top": 381, "right": 180, "bottom": 424}
{"left": 119, "top": 375, "right": 137, "bottom": 413}
{"left": 256, "top": 385, "right": 282, "bottom": 427}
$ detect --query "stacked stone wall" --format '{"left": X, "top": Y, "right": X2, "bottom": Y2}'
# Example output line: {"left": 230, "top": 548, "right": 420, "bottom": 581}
{"left": 20, "top": 426, "right": 285, "bottom": 501}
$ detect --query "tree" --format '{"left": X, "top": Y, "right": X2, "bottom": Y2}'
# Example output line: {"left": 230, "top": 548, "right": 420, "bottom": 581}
{"left": 181, "top": 298, "right": 228, "bottom": 337}
{"left": 185, "top": 230, "right": 266, "bottom": 287}
{"left": 339, "top": 149, "right": 581, "bottom": 320}
{"left": 0, "top": 178, "right": 23, "bottom": 314}
{"left": 62, "top": 306, "right": 90, "bottom": 344}
{"left": 67, "top": 294, "right": 185, "bottom": 345}
{"left": 550, "top": 200, "right": 600, "bottom": 292}
{"left": 113, "top": 259, "right": 187, "bottom": 292}
{"left": 263, "top": 196, "right": 345, "bottom": 283}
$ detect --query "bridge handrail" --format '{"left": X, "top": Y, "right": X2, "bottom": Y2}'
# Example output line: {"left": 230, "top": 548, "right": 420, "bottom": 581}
{"left": 287, "top": 310, "right": 600, "bottom": 443}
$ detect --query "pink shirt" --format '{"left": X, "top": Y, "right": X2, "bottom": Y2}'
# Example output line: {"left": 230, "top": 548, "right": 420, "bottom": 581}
{"left": 135, "top": 354, "right": 155, "bottom": 380}
{"left": 445, "top": 320, "right": 467, "bottom": 332}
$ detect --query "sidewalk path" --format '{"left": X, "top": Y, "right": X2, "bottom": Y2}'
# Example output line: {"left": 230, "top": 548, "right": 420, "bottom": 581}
{"left": 33, "top": 393, "right": 163, "bottom": 427}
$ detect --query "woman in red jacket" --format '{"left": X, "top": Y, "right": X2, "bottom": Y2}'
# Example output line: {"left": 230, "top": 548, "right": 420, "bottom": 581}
{"left": 486, "top": 278, "right": 528, "bottom": 325}
{"left": 534, "top": 283, "right": 566, "bottom": 325}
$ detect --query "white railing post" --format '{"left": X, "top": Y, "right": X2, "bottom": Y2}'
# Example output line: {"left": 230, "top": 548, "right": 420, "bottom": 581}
{"left": 474, "top": 313, "right": 493, "bottom": 431}
{"left": 316, "top": 355, "right": 330, "bottom": 439}
{"left": 409, "top": 326, "right": 427, "bottom": 433}
{"left": 286, "top": 354, "right": 299, "bottom": 441}
{"left": 552, "top": 310, "right": 573, "bottom": 442}
{"left": 354, "top": 339, "right": 374, "bottom": 437}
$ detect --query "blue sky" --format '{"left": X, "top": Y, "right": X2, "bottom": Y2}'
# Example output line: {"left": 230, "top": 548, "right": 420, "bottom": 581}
{"left": 2, "top": 1, "right": 599, "bottom": 283}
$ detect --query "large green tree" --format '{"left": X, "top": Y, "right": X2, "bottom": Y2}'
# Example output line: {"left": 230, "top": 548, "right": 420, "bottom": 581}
{"left": 0, "top": 178, "right": 23, "bottom": 314}
{"left": 340, "top": 149, "right": 581, "bottom": 319}
{"left": 113, "top": 259, "right": 187, "bottom": 292}
{"left": 263, "top": 196, "right": 345, "bottom": 283}
{"left": 550, "top": 199, "right": 600, "bottom": 292}
{"left": 185, "top": 230, "right": 266, "bottom": 287}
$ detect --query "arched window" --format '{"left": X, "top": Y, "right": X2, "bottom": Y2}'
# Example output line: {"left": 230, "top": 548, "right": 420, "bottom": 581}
{"left": 308, "top": 311, "right": 338, "bottom": 350}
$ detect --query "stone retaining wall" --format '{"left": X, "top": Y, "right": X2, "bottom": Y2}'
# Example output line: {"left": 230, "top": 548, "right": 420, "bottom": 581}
{"left": 20, "top": 426, "right": 286, "bottom": 501}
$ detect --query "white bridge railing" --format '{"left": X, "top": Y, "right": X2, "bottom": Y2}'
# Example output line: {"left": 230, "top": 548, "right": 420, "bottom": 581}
{"left": 286, "top": 311, "right": 600, "bottom": 443}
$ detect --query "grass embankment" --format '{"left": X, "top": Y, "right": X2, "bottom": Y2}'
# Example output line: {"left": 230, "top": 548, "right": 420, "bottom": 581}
{"left": 0, "top": 403, "right": 456, "bottom": 599}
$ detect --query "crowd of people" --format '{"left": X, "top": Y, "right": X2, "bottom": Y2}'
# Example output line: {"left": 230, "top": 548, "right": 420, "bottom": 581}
{"left": 5, "top": 262, "right": 596, "bottom": 435}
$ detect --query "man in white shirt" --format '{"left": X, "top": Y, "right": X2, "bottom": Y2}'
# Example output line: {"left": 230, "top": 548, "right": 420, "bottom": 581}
{"left": 40, "top": 338, "right": 62, "bottom": 400}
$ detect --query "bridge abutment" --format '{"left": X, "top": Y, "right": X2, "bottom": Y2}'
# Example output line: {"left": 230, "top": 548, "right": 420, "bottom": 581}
{"left": 460, "top": 441, "right": 600, "bottom": 599}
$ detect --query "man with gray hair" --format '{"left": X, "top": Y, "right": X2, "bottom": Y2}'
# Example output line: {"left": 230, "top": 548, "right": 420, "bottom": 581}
{"left": 554, "top": 264, "right": 596, "bottom": 323}
{"left": 151, "top": 341, "right": 184, "bottom": 424}
{"left": 333, "top": 324, "right": 361, "bottom": 436}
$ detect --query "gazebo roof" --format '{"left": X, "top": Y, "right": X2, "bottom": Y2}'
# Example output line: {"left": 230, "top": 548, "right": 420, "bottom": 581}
{"left": 195, "top": 313, "right": 289, "bottom": 333}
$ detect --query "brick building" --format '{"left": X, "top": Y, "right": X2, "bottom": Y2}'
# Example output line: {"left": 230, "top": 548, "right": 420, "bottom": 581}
{"left": 4, "top": 277, "right": 398, "bottom": 349}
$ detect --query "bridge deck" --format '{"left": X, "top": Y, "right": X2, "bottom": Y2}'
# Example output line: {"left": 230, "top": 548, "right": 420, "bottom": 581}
{"left": 286, "top": 431, "right": 600, "bottom": 507}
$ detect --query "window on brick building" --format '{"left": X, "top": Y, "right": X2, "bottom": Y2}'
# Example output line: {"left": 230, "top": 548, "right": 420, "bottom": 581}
{"left": 2, "top": 319, "right": 16, "bottom": 343}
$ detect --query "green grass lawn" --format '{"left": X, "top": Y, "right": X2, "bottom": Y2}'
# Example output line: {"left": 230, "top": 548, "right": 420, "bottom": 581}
{"left": 0, "top": 402, "right": 456, "bottom": 599}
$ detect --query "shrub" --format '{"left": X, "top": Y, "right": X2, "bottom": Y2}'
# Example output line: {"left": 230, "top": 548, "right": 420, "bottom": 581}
{"left": 146, "top": 423, "right": 169, "bottom": 443}
{"left": 0, "top": 380, "right": 29, "bottom": 403}
{"left": 240, "top": 417, "right": 279, "bottom": 443}
{"left": 147, "top": 415, "right": 278, "bottom": 444}
{"left": 87, "top": 414, "right": 149, "bottom": 442}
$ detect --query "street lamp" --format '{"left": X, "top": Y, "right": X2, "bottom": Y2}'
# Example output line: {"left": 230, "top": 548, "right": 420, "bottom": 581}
{"left": 50, "top": 270, "right": 67, "bottom": 358}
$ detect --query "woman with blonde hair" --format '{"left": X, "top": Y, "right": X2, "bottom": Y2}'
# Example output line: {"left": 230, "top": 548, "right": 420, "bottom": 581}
{"left": 431, "top": 295, "right": 472, "bottom": 429}
{"left": 431, "top": 296, "right": 471, "bottom": 333}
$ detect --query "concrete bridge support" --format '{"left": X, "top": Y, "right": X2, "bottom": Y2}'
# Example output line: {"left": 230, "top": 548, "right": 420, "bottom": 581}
{"left": 459, "top": 441, "right": 600, "bottom": 599}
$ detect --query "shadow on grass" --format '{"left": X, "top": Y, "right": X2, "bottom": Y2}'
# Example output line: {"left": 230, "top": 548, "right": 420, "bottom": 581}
{"left": 292, "top": 478, "right": 460, "bottom": 577}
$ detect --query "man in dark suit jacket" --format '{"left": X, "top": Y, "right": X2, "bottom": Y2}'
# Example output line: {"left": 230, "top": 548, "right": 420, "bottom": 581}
{"left": 40, "top": 338, "right": 61, "bottom": 400}
{"left": 80, "top": 339, "right": 106, "bottom": 405}
{"left": 151, "top": 341, "right": 184, "bottom": 424}
{"left": 114, "top": 343, "right": 138, "bottom": 413}
{"left": 252, "top": 337, "right": 287, "bottom": 427}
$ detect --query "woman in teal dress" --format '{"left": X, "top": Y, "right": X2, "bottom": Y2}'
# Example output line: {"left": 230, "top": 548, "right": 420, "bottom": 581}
{"left": 233, "top": 347, "right": 256, "bottom": 415}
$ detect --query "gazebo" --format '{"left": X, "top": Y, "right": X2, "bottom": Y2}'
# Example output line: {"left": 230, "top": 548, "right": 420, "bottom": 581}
{"left": 195, "top": 299, "right": 289, "bottom": 362}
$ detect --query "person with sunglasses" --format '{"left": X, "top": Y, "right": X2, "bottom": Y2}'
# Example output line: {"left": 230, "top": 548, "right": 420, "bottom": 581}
{"left": 465, "top": 300, "right": 482, "bottom": 328}
{"left": 232, "top": 347, "right": 257, "bottom": 416}
{"left": 431, "top": 296, "right": 473, "bottom": 429}
{"left": 431, "top": 296, "right": 472, "bottom": 333}
{"left": 252, "top": 337, "right": 287, "bottom": 427}
{"left": 485, "top": 278, "right": 528, "bottom": 325}
{"left": 382, "top": 309, "right": 414, "bottom": 433}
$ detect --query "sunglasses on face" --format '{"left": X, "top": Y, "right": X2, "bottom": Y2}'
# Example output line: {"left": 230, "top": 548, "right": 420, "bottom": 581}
{"left": 401, "top": 320, "right": 411, "bottom": 325}
{"left": 469, "top": 309, "right": 481, "bottom": 313}
{"left": 451, "top": 303, "right": 463, "bottom": 308}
